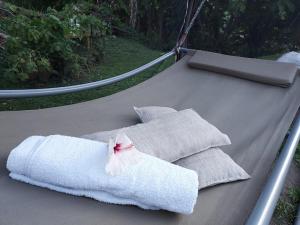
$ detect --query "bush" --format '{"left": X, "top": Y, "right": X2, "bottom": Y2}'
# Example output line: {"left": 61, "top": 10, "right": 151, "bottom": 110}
{"left": 0, "top": 2, "right": 111, "bottom": 83}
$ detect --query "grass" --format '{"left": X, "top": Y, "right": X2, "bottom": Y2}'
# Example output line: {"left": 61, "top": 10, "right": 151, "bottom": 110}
{"left": 0, "top": 36, "right": 173, "bottom": 111}
{"left": 274, "top": 187, "right": 300, "bottom": 225}
{"left": 259, "top": 53, "right": 283, "bottom": 60}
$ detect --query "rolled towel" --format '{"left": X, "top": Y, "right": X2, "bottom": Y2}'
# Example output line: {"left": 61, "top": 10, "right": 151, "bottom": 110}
{"left": 7, "top": 135, "right": 198, "bottom": 214}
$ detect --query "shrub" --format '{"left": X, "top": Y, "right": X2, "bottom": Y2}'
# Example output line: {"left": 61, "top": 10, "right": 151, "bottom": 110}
{"left": 0, "top": 2, "right": 110, "bottom": 83}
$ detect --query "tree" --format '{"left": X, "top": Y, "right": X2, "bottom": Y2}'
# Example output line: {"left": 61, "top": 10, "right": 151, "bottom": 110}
{"left": 129, "top": 0, "right": 137, "bottom": 28}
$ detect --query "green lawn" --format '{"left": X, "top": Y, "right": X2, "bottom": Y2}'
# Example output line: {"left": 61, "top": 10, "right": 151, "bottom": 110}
{"left": 275, "top": 187, "right": 300, "bottom": 225}
{"left": 0, "top": 37, "right": 173, "bottom": 111}
{"left": 259, "top": 54, "right": 283, "bottom": 60}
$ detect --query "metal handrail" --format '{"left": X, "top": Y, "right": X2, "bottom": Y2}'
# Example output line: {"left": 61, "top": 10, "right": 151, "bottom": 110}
{"left": 246, "top": 112, "right": 300, "bottom": 225}
{"left": 295, "top": 204, "right": 300, "bottom": 225}
{"left": 0, "top": 50, "right": 175, "bottom": 98}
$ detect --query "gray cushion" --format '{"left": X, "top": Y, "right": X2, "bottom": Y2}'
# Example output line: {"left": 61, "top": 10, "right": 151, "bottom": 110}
{"left": 82, "top": 109, "right": 231, "bottom": 162}
{"left": 133, "top": 106, "right": 250, "bottom": 189}
{"left": 134, "top": 106, "right": 177, "bottom": 123}
{"left": 176, "top": 148, "right": 250, "bottom": 189}
{"left": 188, "top": 50, "right": 298, "bottom": 87}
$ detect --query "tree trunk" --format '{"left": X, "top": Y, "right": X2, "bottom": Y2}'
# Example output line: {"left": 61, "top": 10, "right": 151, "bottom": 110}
{"left": 158, "top": 6, "right": 164, "bottom": 42}
{"left": 0, "top": 32, "right": 7, "bottom": 49}
{"left": 129, "top": 0, "right": 138, "bottom": 28}
{"left": 147, "top": 8, "right": 152, "bottom": 36}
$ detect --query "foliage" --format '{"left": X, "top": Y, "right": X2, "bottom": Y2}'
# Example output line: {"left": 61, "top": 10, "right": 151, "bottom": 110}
{"left": 94, "top": 0, "right": 300, "bottom": 56}
{"left": 2, "top": 14, "right": 75, "bottom": 82}
{"left": 0, "top": 2, "right": 110, "bottom": 83}
{"left": 1, "top": 0, "right": 300, "bottom": 83}
{"left": 189, "top": 0, "right": 300, "bottom": 57}
{"left": 275, "top": 187, "right": 300, "bottom": 224}
{"left": 5, "top": 0, "right": 300, "bottom": 57}
{"left": 296, "top": 144, "right": 300, "bottom": 166}
{"left": 5, "top": 0, "right": 73, "bottom": 10}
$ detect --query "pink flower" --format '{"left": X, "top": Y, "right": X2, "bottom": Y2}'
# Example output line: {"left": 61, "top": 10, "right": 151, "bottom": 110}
{"left": 113, "top": 143, "right": 134, "bottom": 154}
{"left": 114, "top": 143, "right": 122, "bottom": 153}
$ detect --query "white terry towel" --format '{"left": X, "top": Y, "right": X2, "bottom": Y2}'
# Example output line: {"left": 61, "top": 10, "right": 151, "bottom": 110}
{"left": 6, "top": 135, "right": 199, "bottom": 214}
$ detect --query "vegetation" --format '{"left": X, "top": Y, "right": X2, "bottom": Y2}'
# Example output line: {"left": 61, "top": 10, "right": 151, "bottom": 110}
{"left": 3, "top": 1, "right": 300, "bottom": 52}
{"left": 295, "top": 144, "right": 300, "bottom": 165}
{"left": 189, "top": 0, "right": 300, "bottom": 57}
{"left": 275, "top": 187, "right": 300, "bottom": 225}
{"left": 0, "top": 2, "right": 110, "bottom": 83}
{"left": 1, "top": 0, "right": 299, "bottom": 84}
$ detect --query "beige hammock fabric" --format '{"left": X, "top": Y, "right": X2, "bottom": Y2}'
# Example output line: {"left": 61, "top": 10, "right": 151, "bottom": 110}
{"left": 0, "top": 53, "right": 300, "bottom": 225}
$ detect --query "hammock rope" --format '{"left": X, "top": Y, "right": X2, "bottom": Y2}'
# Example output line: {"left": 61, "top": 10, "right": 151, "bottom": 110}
{"left": 175, "top": 0, "right": 207, "bottom": 60}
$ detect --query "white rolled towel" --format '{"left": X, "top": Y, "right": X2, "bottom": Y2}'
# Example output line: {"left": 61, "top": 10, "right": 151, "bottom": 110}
{"left": 6, "top": 135, "right": 198, "bottom": 214}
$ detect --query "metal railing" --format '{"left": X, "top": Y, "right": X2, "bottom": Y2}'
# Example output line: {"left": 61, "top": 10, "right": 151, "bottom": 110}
{"left": 0, "top": 50, "right": 175, "bottom": 98}
{"left": 245, "top": 113, "right": 300, "bottom": 225}
{"left": 295, "top": 204, "right": 300, "bottom": 225}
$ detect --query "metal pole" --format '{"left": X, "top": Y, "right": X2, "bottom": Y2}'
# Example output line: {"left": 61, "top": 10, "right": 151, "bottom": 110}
{"left": 0, "top": 50, "right": 175, "bottom": 99}
{"left": 246, "top": 113, "right": 300, "bottom": 225}
{"left": 295, "top": 204, "right": 300, "bottom": 225}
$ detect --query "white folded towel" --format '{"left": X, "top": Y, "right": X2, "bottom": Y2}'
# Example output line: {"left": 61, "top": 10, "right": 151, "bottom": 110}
{"left": 7, "top": 135, "right": 198, "bottom": 214}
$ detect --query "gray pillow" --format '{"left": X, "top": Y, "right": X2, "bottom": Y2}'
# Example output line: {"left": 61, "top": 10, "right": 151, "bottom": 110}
{"left": 82, "top": 109, "right": 231, "bottom": 162}
{"left": 134, "top": 106, "right": 177, "bottom": 123}
{"left": 176, "top": 148, "right": 250, "bottom": 189}
{"left": 133, "top": 106, "right": 250, "bottom": 189}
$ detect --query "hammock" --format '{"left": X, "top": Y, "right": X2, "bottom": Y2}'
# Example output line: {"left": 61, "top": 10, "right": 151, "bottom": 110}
{"left": 0, "top": 49, "right": 300, "bottom": 225}
{"left": 1, "top": 1, "right": 300, "bottom": 224}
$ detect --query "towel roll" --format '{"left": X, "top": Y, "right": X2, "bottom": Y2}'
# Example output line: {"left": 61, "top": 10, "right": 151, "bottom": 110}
{"left": 7, "top": 135, "right": 198, "bottom": 214}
